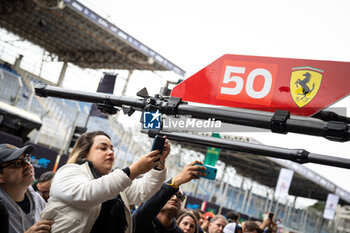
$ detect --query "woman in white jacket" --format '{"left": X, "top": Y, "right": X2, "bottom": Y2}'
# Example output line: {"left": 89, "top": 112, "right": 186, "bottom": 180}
{"left": 41, "top": 131, "right": 169, "bottom": 233}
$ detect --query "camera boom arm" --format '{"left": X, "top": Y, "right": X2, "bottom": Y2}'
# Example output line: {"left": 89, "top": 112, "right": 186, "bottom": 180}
{"left": 35, "top": 83, "right": 350, "bottom": 142}
{"left": 147, "top": 130, "right": 350, "bottom": 169}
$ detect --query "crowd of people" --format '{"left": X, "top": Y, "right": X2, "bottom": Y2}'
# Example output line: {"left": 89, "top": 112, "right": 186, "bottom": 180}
{"left": 0, "top": 130, "right": 277, "bottom": 233}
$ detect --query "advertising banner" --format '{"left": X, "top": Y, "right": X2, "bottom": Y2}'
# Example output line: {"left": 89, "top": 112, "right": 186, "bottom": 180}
{"left": 323, "top": 193, "right": 339, "bottom": 220}
{"left": 274, "top": 168, "right": 294, "bottom": 199}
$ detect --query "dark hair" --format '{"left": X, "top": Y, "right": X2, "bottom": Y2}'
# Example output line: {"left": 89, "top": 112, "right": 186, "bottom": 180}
{"left": 67, "top": 131, "right": 110, "bottom": 164}
{"left": 243, "top": 221, "right": 262, "bottom": 233}
{"left": 37, "top": 171, "right": 55, "bottom": 183}
{"left": 177, "top": 212, "right": 199, "bottom": 233}
{"left": 190, "top": 210, "right": 201, "bottom": 222}
{"left": 226, "top": 211, "right": 240, "bottom": 222}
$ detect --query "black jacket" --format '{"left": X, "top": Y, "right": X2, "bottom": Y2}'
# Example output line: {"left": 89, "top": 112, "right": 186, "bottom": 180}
{"left": 132, "top": 182, "right": 183, "bottom": 233}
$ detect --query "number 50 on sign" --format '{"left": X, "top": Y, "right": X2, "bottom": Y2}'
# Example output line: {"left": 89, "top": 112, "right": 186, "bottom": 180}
{"left": 216, "top": 61, "right": 278, "bottom": 106}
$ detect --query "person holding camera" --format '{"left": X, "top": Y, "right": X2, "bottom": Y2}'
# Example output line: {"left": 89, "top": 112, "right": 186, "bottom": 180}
{"left": 132, "top": 160, "right": 206, "bottom": 233}
{"left": 41, "top": 131, "right": 170, "bottom": 233}
{"left": 259, "top": 212, "right": 277, "bottom": 233}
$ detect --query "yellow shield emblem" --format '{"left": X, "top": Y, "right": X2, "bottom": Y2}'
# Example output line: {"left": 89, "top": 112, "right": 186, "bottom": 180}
{"left": 290, "top": 66, "right": 323, "bottom": 107}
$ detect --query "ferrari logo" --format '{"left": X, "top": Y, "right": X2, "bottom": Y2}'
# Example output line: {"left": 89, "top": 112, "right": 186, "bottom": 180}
{"left": 290, "top": 66, "right": 323, "bottom": 107}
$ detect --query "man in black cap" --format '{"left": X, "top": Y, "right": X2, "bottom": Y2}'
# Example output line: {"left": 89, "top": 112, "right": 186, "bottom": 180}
{"left": 0, "top": 144, "right": 53, "bottom": 233}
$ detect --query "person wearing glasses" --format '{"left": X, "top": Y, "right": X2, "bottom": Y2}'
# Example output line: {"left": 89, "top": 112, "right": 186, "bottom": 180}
{"left": 132, "top": 160, "right": 206, "bottom": 233}
{"left": 40, "top": 131, "right": 170, "bottom": 233}
{"left": 0, "top": 144, "right": 53, "bottom": 233}
{"left": 33, "top": 171, "right": 55, "bottom": 202}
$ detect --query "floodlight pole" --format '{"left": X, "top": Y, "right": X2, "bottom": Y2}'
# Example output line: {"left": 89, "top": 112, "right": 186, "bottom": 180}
{"left": 147, "top": 130, "right": 350, "bottom": 169}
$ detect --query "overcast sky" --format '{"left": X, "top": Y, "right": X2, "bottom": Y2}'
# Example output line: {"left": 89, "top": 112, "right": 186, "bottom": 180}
{"left": 78, "top": 0, "right": 350, "bottom": 195}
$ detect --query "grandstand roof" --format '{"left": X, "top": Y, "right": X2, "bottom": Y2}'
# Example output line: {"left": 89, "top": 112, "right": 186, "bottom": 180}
{"left": 178, "top": 134, "right": 350, "bottom": 205}
{"left": 0, "top": 0, "right": 185, "bottom": 76}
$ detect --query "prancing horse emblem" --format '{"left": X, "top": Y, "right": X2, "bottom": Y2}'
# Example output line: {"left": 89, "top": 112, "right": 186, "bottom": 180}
{"left": 290, "top": 67, "right": 323, "bottom": 108}
{"left": 295, "top": 72, "right": 315, "bottom": 99}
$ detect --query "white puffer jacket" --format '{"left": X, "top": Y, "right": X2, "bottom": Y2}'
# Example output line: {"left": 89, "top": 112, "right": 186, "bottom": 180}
{"left": 40, "top": 162, "right": 166, "bottom": 233}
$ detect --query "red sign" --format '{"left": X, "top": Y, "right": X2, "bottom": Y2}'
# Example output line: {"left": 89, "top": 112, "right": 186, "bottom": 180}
{"left": 171, "top": 54, "right": 350, "bottom": 116}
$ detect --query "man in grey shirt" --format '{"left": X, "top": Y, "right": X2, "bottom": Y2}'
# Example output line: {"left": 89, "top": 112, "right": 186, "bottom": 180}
{"left": 0, "top": 144, "right": 53, "bottom": 233}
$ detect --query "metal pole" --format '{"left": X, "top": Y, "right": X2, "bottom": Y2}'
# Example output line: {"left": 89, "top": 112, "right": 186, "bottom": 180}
{"left": 274, "top": 199, "right": 279, "bottom": 219}
{"left": 122, "top": 134, "right": 133, "bottom": 168}
{"left": 218, "top": 174, "right": 230, "bottom": 214}
{"left": 115, "top": 70, "right": 133, "bottom": 121}
{"left": 57, "top": 61, "right": 68, "bottom": 87}
{"left": 209, "top": 180, "right": 217, "bottom": 203}
{"left": 268, "top": 192, "right": 274, "bottom": 213}
{"left": 35, "top": 84, "right": 350, "bottom": 142}
{"left": 13, "top": 54, "right": 23, "bottom": 70}
{"left": 244, "top": 183, "right": 253, "bottom": 214}
{"left": 241, "top": 182, "right": 250, "bottom": 214}
{"left": 38, "top": 50, "right": 45, "bottom": 78}
{"left": 318, "top": 217, "right": 325, "bottom": 233}
{"left": 286, "top": 196, "right": 296, "bottom": 227}
{"left": 216, "top": 165, "right": 227, "bottom": 204}
{"left": 25, "top": 81, "right": 35, "bottom": 111}
{"left": 263, "top": 189, "right": 270, "bottom": 215}
{"left": 302, "top": 208, "right": 309, "bottom": 232}
{"left": 148, "top": 130, "right": 350, "bottom": 169}
{"left": 126, "top": 143, "right": 137, "bottom": 167}
{"left": 63, "top": 102, "right": 80, "bottom": 154}
{"left": 234, "top": 178, "right": 244, "bottom": 211}
{"left": 299, "top": 209, "right": 304, "bottom": 230}
{"left": 283, "top": 199, "right": 289, "bottom": 224}
{"left": 314, "top": 215, "right": 321, "bottom": 233}
{"left": 121, "top": 70, "right": 133, "bottom": 96}
{"left": 115, "top": 132, "right": 128, "bottom": 168}
{"left": 114, "top": 130, "right": 126, "bottom": 162}
{"left": 13, "top": 75, "right": 23, "bottom": 106}
{"left": 193, "top": 179, "right": 200, "bottom": 197}
{"left": 222, "top": 178, "right": 229, "bottom": 207}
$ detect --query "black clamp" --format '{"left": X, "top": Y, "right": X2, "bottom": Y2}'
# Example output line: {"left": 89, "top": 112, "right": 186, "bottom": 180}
{"left": 96, "top": 95, "right": 118, "bottom": 115}
{"left": 96, "top": 94, "right": 119, "bottom": 115}
{"left": 270, "top": 110, "right": 290, "bottom": 134}
{"left": 294, "top": 149, "right": 309, "bottom": 164}
{"left": 142, "top": 97, "right": 158, "bottom": 112}
{"left": 97, "top": 103, "right": 119, "bottom": 115}
{"left": 325, "top": 121, "right": 349, "bottom": 142}
{"left": 163, "top": 97, "right": 182, "bottom": 115}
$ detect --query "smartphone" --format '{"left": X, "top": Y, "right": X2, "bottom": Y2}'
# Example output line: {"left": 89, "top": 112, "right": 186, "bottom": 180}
{"left": 268, "top": 212, "right": 274, "bottom": 220}
{"left": 194, "top": 163, "right": 217, "bottom": 180}
{"left": 151, "top": 135, "right": 165, "bottom": 162}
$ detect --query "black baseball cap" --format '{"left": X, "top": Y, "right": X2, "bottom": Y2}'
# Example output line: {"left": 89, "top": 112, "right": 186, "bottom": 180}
{"left": 0, "top": 144, "right": 34, "bottom": 165}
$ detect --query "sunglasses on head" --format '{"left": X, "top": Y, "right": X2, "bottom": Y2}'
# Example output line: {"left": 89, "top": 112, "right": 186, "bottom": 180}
{"left": 173, "top": 192, "right": 186, "bottom": 202}
{"left": 0, "top": 155, "right": 31, "bottom": 169}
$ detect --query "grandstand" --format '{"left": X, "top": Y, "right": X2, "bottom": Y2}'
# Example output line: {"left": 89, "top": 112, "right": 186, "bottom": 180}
{"left": 0, "top": 0, "right": 349, "bottom": 232}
